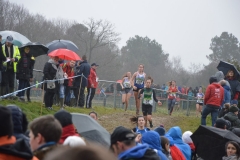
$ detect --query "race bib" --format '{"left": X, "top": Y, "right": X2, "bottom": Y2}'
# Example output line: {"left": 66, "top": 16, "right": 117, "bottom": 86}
{"left": 136, "top": 79, "right": 143, "bottom": 85}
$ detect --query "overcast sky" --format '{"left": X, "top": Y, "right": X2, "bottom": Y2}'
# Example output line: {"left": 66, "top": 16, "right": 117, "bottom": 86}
{"left": 9, "top": 0, "right": 240, "bottom": 69}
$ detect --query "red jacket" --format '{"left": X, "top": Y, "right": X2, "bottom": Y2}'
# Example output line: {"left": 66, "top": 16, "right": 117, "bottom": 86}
{"left": 87, "top": 68, "right": 98, "bottom": 88}
{"left": 204, "top": 83, "right": 224, "bottom": 107}
{"left": 61, "top": 62, "right": 74, "bottom": 86}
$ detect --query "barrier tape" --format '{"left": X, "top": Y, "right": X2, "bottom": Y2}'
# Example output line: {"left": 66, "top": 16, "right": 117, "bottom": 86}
{"left": 0, "top": 74, "right": 87, "bottom": 99}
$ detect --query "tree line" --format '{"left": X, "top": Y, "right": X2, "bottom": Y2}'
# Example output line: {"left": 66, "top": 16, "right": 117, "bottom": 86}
{"left": 1, "top": 0, "right": 240, "bottom": 88}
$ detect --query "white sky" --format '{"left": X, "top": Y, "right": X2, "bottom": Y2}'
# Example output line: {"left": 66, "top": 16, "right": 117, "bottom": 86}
{"left": 9, "top": 0, "right": 240, "bottom": 69}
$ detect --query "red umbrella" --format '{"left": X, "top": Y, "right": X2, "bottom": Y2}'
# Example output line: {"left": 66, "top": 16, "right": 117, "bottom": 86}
{"left": 48, "top": 49, "right": 81, "bottom": 60}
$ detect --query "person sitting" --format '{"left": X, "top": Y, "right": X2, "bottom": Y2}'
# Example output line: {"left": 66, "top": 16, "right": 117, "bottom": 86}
{"left": 110, "top": 126, "right": 160, "bottom": 160}
{"left": 29, "top": 115, "right": 62, "bottom": 160}
{"left": 224, "top": 106, "right": 240, "bottom": 129}
{"left": 214, "top": 118, "right": 227, "bottom": 130}
{"left": 160, "top": 136, "right": 172, "bottom": 160}
{"left": 89, "top": 111, "right": 98, "bottom": 120}
{"left": 222, "top": 141, "right": 240, "bottom": 160}
{"left": 0, "top": 106, "right": 38, "bottom": 160}
{"left": 54, "top": 110, "right": 80, "bottom": 144}
{"left": 182, "top": 131, "right": 196, "bottom": 160}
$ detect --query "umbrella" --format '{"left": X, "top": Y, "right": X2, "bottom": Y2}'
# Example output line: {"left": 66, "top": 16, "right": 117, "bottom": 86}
{"left": 48, "top": 49, "right": 81, "bottom": 61}
{"left": 71, "top": 113, "right": 110, "bottom": 147}
{"left": 0, "top": 30, "right": 31, "bottom": 47}
{"left": 19, "top": 42, "right": 48, "bottom": 57}
{"left": 217, "top": 61, "right": 240, "bottom": 79}
{"left": 46, "top": 39, "right": 79, "bottom": 53}
{"left": 191, "top": 125, "right": 240, "bottom": 160}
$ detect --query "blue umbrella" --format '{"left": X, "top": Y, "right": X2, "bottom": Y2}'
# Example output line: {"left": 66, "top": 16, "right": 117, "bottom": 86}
{"left": 0, "top": 30, "right": 31, "bottom": 47}
{"left": 46, "top": 39, "right": 79, "bottom": 53}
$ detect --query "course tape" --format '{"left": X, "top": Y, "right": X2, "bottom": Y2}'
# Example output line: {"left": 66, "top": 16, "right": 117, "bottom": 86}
{"left": 0, "top": 74, "right": 87, "bottom": 99}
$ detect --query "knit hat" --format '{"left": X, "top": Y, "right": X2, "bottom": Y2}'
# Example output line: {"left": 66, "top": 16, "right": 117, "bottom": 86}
{"left": 231, "top": 100, "right": 238, "bottom": 105}
{"left": 63, "top": 136, "right": 86, "bottom": 147}
{"left": 229, "top": 106, "right": 239, "bottom": 113}
{"left": 215, "top": 118, "right": 227, "bottom": 129}
{"left": 54, "top": 110, "right": 73, "bottom": 127}
{"left": 0, "top": 106, "right": 13, "bottom": 137}
{"left": 154, "top": 127, "right": 166, "bottom": 136}
{"left": 209, "top": 75, "right": 218, "bottom": 84}
{"left": 182, "top": 131, "right": 193, "bottom": 144}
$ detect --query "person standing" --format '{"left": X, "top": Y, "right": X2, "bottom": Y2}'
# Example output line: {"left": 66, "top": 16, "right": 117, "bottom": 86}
{"left": 86, "top": 63, "right": 98, "bottom": 109}
{"left": 120, "top": 72, "right": 132, "bottom": 111}
{"left": 201, "top": 76, "right": 224, "bottom": 126}
{"left": 131, "top": 64, "right": 146, "bottom": 116}
{"left": 73, "top": 55, "right": 90, "bottom": 107}
{"left": 0, "top": 35, "right": 6, "bottom": 93}
{"left": 16, "top": 47, "right": 35, "bottom": 101}
{"left": 1, "top": 36, "right": 20, "bottom": 96}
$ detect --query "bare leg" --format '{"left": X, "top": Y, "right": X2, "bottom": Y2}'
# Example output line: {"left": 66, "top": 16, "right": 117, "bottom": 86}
{"left": 147, "top": 115, "right": 153, "bottom": 128}
{"left": 196, "top": 104, "right": 199, "bottom": 117}
{"left": 144, "top": 116, "right": 147, "bottom": 127}
{"left": 125, "top": 93, "right": 131, "bottom": 111}
{"left": 134, "top": 91, "right": 140, "bottom": 115}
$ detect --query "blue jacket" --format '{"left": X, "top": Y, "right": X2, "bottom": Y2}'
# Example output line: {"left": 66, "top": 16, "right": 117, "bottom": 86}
{"left": 222, "top": 85, "right": 231, "bottom": 106}
{"left": 141, "top": 131, "right": 168, "bottom": 160}
{"left": 167, "top": 126, "right": 191, "bottom": 160}
{"left": 74, "top": 60, "right": 90, "bottom": 87}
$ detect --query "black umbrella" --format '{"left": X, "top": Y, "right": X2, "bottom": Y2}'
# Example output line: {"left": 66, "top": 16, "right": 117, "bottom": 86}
{"left": 217, "top": 61, "right": 240, "bottom": 79}
{"left": 191, "top": 125, "right": 240, "bottom": 160}
{"left": 46, "top": 39, "right": 79, "bottom": 53}
{"left": 19, "top": 42, "right": 49, "bottom": 57}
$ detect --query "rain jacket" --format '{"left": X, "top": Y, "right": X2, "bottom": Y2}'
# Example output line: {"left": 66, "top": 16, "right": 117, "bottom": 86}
{"left": 118, "top": 144, "right": 160, "bottom": 160}
{"left": 165, "top": 135, "right": 186, "bottom": 160}
{"left": 87, "top": 68, "right": 98, "bottom": 88}
{"left": 167, "top": 127, "right": 191, "bottom": 160}
{"left": 142, "top": 131, "right": 168, "bottom": 160}
{"left": 215, "top": 71, "right": 231, "bottom": 88}
{"left": 0, "top": 136, "right": 38, "bottom": 160}
{"left": 61, "top": 62, "right": 74, "bottom": 86}
{"left": 59, "top": 124, "right": 80, "bottom": 144}
{"left": 74, "top": 60, "right": 90, "bottom": 88}
{"left": 224, "top": 112, "right": 240, "bottom": 128}
{"left": 204, "top": 83, "right": 224, "bottom": 107}
{"left": 223, "top": 85, "right": 231, "bottom": 106}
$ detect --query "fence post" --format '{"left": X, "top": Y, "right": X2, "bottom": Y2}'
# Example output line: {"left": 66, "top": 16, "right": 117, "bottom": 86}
{"left": 114, "top": 83, "right": 117, "bottom": 109}
{"left": 103, "top": 96, "right": 106, "bottom": 107}
{"left": 186, "top": 99, "right": 190, "bottom": 116}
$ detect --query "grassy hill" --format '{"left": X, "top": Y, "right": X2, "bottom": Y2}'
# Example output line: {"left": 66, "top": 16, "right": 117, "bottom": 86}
{"left": 0, "top": 99, "right": 210, "bottom": 133}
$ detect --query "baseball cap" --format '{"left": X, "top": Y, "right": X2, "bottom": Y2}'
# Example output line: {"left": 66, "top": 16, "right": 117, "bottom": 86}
{"left": 111, "top": 126, "right": 136, "bottom": 145}
{"left": 91, "top": 63, "right": 99, "bottom": 66}
{"left": 6, "top": 36, "right": 13, "bottom": 43}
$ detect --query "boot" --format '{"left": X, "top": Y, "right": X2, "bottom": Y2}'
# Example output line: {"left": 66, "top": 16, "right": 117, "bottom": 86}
{"left": 70, "top": 98, "right": 76, "bottom": 107}
{"left": 1, "top": 86, "right": 6, "bottom": 96}
{"left": 59, "top": 98, "right": 64, "bottom": 109}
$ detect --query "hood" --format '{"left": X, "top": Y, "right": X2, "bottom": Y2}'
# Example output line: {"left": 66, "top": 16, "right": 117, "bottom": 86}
{"left": 223, "top": 85, "right": 231, "bottom": 91}
{"left": 118, "top": 144, "right": 149, "bottom": 159}
{"left": 215, "top": 71, "right": 224, "bottom": 82}
{"left": 142, "top": 131, "right": 162, "bottom": 150}
{"left": 60, "top": 124, "right": 79, "bottom": 144}
{"left": 211, "top": 83, "right": 222, "bottom": 88}
{"left": 182, "top": 131, "right": 193, "bottom": 144}
{"left": 0, "top": 137, "right": 34, "bottom": 159}
{"left": 224, "top": 112, "right": 238, "bottom": 121}
{"left": 167, "top": 126, "right": 182, "bottom": 143}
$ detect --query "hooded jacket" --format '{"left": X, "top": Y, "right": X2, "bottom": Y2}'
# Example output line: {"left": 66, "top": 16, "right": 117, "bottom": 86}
{"left": 223, "top": 85, "right": 231, "bottom": 105}
{"left": 204, "top": 83, "right": 224, "bottom": 107}
{"left": 215, "top": 71, "right": 231, "bottom": 88}
{"left": 118, "top": 144, "right": 160, "bottom": 160}
{"left": 61, "top": 62, "right": 74, "bottom": 86}
{"left": 0, "top": 136, "right": 38, "bottom": 160}
{"left": 87, "top": 68, "right": 98, "bottom": 88}
{"left": 142, "top": 131, "right": 168, "bottom": 160}
{"left": 74, "top": 60, "right": 90, "bottom": 87}
{"left": 167, "top": 127, "right": 191, "bottom": 160}
{"left": 59, "top": 124, "right": 79, "bottom": 144}
{"left": 224, "top": 112, "right": 240, "bottom": 128}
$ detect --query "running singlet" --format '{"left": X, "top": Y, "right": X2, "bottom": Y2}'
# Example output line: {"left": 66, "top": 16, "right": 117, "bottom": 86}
{"left": 142, "top": 88, "right": 153, "bottom": 106}
{"left": 136, "top": 127, "right": 149, "bottom": 135}
{"left": 197, "top": 93, "right": 204, "bottom": 103}
{"left": 123, "top": 77, "right": 131, "bottom": 88}
{"left": 134, "top": 73, "right": 145, "bottom": 89}
{"left": 168, "top": 87, "right": 177, "bottom": 99}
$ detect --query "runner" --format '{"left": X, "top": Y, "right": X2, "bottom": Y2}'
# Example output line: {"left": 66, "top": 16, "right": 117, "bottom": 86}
{"left": 130, "top": 116, "right": 150, "bottom": 134}
{"left": 196, "top": 88, "right": 204, "bottom": 117}
{"left": 139, "top": 77, "right": 162, "bottom": 128}
{"left": 120, "top": 72, "right": 132, "bottom": 111}
{"left": 167, "top": 80, "right": 179, "bottom": 115}
{"left": 131, "top": 64, "right": 146, "bottom": 115}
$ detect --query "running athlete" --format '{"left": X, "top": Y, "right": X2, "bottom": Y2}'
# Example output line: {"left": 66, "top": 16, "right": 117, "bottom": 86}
{"left": 196, "top": 88, "right": 204, "bottom": 117}
{"left": 131, "top": 64, "right": 146, "bottom": 115}
{"left": 139, "top": 77, "right": 162, "bottom": 128}
{"left": 130, "top": 116, "right": 150, "bottom": 134}
{"left": 167, "top": 80, "right": 179, "bottom": 115}
{"left": 120, "top": 72, "right": 132, "bottom": 111}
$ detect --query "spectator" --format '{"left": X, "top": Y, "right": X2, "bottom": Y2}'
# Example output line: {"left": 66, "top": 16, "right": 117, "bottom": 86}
{"left": 7, "top": 105, "right": 29, "bottom": 143}
{"left": 110, "top": 126, "right": 160, "bottom": 160}
{"left": 160, "top": 136, "right": 172, "bottom": 160}
{"left": 222, "top": 141, "right": 240, "bottom": 160}
{"left": 54, "top": 110, "right": 79, "bottom": 144}
{"left": 224, "top": 106, "right": 240, "bottom": 129}
{"left": 26, "top": 55, "right": 35, "bottom": 102}
{"left": 154, "top": 127, "right": 166, "bottom": 136}
{"left": 16, "top": 46, "right": 35, "bottom": 102}
{"left": 167, "top": 126, "right": 191, "bottom": 160}
{"left": 43, "top": 56, "right": 60, "bottom": 110}
{"left": 182, "top": 131, "right": 196, "bottom": 160}
{"left": 1, "top": 35, "right": 20, "bottom": 96}
{"left": 0, "top": 106, "right": 38, "bottom": 160}
{"left": 214, "top": 118, "right": 227, "bottom": 130}
{"left": 29, "top": 115, "right": 62, "bottom": 160}
{"left": 201, "top": 76, "right": 224, "bottom": 126}
{"left": 44, "top": 145, "right": 116, "bottom": 160}
{"left": 63, "top": 136, "right": 86, "bottom": 147}
{"left": 89, "top": 111, "right": 98, "bottom": 120}
{"left": 141, "top": 131, "right": 168, "bottom": 160}
{"left": 74, "top": 55, "right": 90, "bottom": 107}
{"left": 218, "top": 80, "right": 231, "bottom": 118}
{"left": 0, "top": 35, "right": 6, "bottom": 93}
{"left": 86, "top": 63, "right": 99, "bottom": 108}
